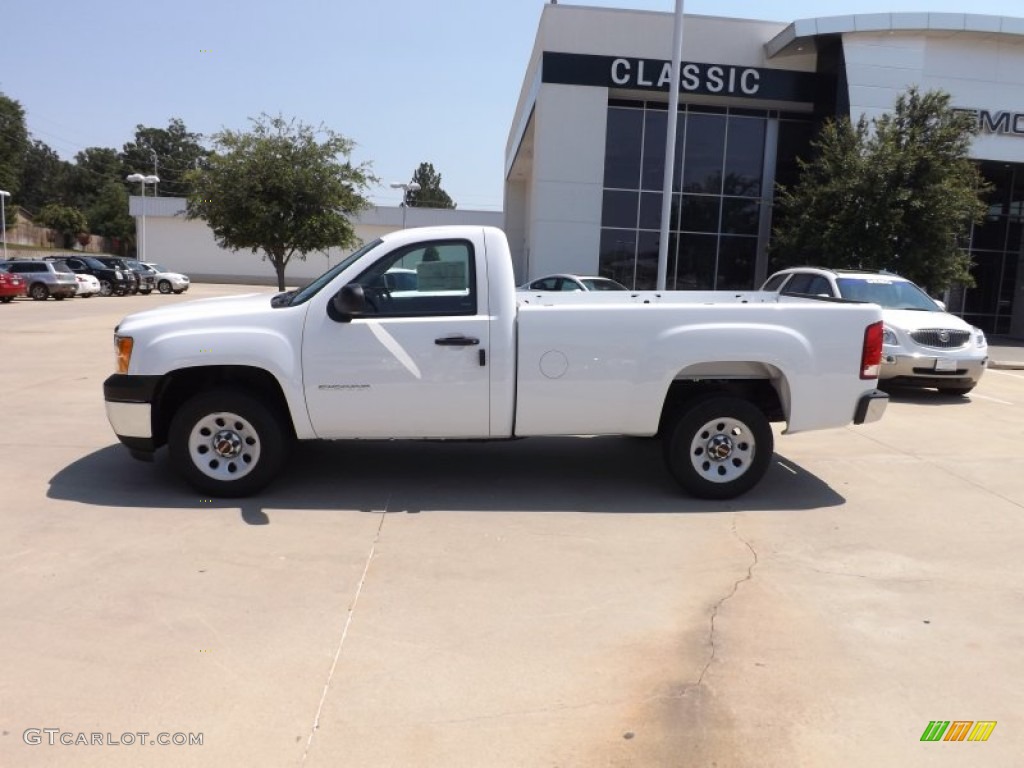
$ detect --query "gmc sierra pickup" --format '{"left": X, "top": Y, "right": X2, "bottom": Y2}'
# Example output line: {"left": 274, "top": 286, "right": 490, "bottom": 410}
{"left": 103, "top": 226, "right": 888, "bottom": 499}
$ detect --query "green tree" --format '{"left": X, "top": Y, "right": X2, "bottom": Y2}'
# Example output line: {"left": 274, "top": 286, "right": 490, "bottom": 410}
{"left": 772, "top": 87, "right": 988, "bottom": 290}
{"left": 406, "top": 162, "right": 455, "bottom": 209}
{"left": 36, "top": 203, "right": 88, "bottom": 249}
{"left": 0, "top": 91, "right": 29, "bottom": 228}
{"left": 68, "top": 147, "right": 125, "bottom": 210}
{"left": 185, "top": 114, "right": 375, "bottom": 290}
{"left": 86, "top": 181, "right": 134, "bottom": 243}
{"left": 122, "top": 118, "right": 208, "bottom": 197}
{"left": 18, "top": 139, "right": 71, "bottom": 213}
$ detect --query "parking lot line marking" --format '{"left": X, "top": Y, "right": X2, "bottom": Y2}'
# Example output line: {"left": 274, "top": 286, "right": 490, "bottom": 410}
{"left": 301, "top": 504, "right": 388, "bottom": 765}
{"left": 989, "top": 369, "right": 1024, "bottom": 380}
{"left": 971, "top": 393, "right": 1014, "bottom": 405}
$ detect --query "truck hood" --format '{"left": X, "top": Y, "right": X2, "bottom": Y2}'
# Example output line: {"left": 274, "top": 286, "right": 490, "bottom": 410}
{"left": 115, "top": 292, "right": 280, "bottom": 335}
{"left": 882, "top": 308, "right": 974, "bottom": 332}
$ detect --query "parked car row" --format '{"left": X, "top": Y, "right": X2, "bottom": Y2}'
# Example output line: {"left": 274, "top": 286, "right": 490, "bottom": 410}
{"left": 0, "top": 257, "right": 190, "bottom": 302}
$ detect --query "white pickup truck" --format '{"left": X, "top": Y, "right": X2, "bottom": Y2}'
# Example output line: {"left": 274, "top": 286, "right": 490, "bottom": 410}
{"left": 103, "top": 226, "right": 888, "bottom": 499}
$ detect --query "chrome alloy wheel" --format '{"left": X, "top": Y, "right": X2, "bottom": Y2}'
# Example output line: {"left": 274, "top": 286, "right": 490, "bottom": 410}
{"left": 188, "top": 411, "right": 261, "bottom": 481}
{"left": 689, "top": 416, "right": 756, "bottom": 484}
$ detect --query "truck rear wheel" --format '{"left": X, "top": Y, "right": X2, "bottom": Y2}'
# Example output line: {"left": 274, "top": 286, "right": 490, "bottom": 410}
{"left": 169, "top": 389, "right": 290, "bottom": 497}
{"left": 663, "top": 395, "right": 773, "bottom": 500}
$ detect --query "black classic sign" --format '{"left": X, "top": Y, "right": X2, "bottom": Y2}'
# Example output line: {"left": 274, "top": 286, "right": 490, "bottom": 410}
{"left": 542, "top": 52, "right": 819, "bottom": 103}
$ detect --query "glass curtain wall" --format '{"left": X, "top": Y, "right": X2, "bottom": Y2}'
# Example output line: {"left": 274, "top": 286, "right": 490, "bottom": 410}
{"left": 599, "top": 99, "right": 812, "bottom": 290}
{"left": 961, "top": 161, "right": 1024, "bottom": 334}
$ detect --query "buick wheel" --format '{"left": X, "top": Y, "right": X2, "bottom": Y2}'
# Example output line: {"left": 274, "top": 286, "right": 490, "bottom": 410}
{"left": 663, "top": 395, "right": 773, "bottom": 500}
{"left": 158, "top": 280, "right": 172, "bottom": 294}
{"left": 169, "top": 389, "right": 290, "bottom": 497}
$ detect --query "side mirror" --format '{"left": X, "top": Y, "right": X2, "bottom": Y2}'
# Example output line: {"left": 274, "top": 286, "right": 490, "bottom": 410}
{"left": 328, "top": 283, "right": 366, "bottom": 323}
{"left": 934, "top": 299, "right": 947, "bottom": 311}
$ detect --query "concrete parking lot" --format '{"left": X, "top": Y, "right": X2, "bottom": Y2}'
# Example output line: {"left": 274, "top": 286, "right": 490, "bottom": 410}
{"left": 1, "top": 285, "right": 1022, "bottom": 767}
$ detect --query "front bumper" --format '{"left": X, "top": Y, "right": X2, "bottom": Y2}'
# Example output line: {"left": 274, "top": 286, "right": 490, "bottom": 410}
{"left": 880, "top": 349, "right": 987, "bottom": 387}
{"left": 104, "top": 374, "right": 162, "bottom": 460}
{"left": 854, "top": 389, "right": 889, "bottom": 425}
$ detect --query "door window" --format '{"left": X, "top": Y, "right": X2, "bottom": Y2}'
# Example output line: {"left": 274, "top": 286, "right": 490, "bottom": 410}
{"left": 352, "top": 240, "right": 476, "bottom": 317}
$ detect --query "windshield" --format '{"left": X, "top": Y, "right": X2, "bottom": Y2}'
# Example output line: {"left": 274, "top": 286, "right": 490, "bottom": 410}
{"left": 82, "top": 256, "right": 107, "bottom": 269}
{"left": 287, "top": 239, "right": 383, "bottom": 306}
{"left": 148, "top": 264, "right": 167, "bottom": 272}
{"left": 836, "top": 277, "right": 941, "bottom": 311}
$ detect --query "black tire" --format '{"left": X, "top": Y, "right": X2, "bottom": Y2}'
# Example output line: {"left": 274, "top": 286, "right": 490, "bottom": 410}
{"left": 54, "top": 294, "right": 66, "bottom": 301}
{"left": 140, "top": 289, "right": 152, "bottom": 295}
{"left": 29, "top": 283, "right": 49, "bottom": 301}
{"left": 938, "top": 385, "right": 975, "bottom": 397}
{"left": 663, "top": 395, "right": 773, "bottom": 500}
{"left": 0, "top": 296, "right": 13, "bottom": 303}
{"left": 168, "top": 389, "right": 290, "bottom": 497}
{"left": 173, "top": 289, "right": 185, "bottom": 294}
{"left": 158, "top": 280, "right": 172, "bottom": 294}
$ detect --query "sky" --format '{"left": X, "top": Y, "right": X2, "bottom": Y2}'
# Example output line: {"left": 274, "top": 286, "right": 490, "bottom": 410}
{"left": 3, "top": 0, "right": 1023, "bottom": 211}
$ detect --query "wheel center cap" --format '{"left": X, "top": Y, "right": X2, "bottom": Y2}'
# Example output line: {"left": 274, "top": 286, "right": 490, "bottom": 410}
{"left": 707, "top": 434, "right": 734, "bottom": 461}
{"left": 213, "top": 429, "right": 242, "bottom": 458}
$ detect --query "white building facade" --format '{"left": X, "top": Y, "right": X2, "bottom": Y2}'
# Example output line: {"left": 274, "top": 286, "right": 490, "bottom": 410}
{"left": 506, "top": 5, "right": 1024, "bottom": 335}
{"left": 128, "top": 196, "right": 502, "bottom": 286}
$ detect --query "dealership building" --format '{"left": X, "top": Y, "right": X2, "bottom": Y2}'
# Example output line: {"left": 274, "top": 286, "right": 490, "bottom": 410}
{"left": 505, "top": 4, "right": 1024, "bottom": 334}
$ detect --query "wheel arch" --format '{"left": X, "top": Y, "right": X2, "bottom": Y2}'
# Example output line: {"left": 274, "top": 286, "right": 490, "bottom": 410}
{"left": 152, "top": 365, "right": 297, "bottom": 449}
{"left": 658, "top": 361, "right": 789, "bottom": 436}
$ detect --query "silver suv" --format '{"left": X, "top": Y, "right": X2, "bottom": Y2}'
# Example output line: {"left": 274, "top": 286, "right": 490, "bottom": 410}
{"left": 762, "top": 267, "right": 987, "bottom": 396}
{"left": 4, "top": 260, "right": 79, "bottom": 301}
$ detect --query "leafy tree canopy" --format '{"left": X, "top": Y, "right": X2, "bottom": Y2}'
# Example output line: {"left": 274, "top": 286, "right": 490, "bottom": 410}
{"left": 123, "top": 118, "right": 208, "bottom": 197}
{"left": 86, "top": 181, "right": 134, "bottom": 242}
{"left": 772, "top": 87, "right": 989, "bottom": 291}
{"left": 406, "top": 162, "right": 455, "bottom": 209}
{"left": 18, "top": 139, "right": 70, "bottom": 214}
{"left": 185, "top": 114, "right": 375, "bottom": 290}
{"left": 36, "top": 203, "right": 88, "bottom": 249}
{"left": 0, "top": 91, "right": 29, "bottom": 228}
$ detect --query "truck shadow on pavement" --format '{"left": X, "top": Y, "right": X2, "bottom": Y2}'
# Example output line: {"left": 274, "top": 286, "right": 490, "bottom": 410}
{"left": 48, "top": 436, "right": 845, "bottom": 524}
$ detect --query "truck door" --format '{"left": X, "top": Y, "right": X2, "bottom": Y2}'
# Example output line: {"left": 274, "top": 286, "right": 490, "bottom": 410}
{"left": 301, "top": 238, "right": 491, "bottom": 439}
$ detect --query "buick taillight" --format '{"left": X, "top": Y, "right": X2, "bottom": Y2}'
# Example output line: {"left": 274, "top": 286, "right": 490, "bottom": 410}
{"left": 861, "top": 321, "right": 883, "bottom": 380}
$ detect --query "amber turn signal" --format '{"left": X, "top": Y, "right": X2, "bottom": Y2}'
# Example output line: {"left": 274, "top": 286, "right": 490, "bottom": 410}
{"left": 115, "top": 336, "right": 134, "bottom": 373}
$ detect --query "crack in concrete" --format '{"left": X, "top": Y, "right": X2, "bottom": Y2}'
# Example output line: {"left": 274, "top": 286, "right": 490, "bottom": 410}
{"left": 300, "top": 498, "right": 389, "bottom": 766}
{"left": 695, "top": 516, "right": 758, "bottom": 687}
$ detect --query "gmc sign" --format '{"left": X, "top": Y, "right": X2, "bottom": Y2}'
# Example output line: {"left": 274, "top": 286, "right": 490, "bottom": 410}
{"left": 955, "top": 108, "right": 1024, "bottom": 137}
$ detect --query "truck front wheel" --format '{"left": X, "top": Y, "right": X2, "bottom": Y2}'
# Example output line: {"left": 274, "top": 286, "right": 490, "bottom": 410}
{"left": 663, "top": 395, "right": 773, "bottom": 500}
{"left": 168, "top": 389, "right": 290, "bottom": 497}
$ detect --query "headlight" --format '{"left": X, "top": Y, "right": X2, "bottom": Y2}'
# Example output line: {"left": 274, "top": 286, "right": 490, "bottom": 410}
{"left": 115, "top": 336, "right": 134, "bottom": 373}
{"left": 975, "top": 328, "right": 986, "bottom": 348}
{"left": 882, "top": 326, "right": 898, "bottom": 345}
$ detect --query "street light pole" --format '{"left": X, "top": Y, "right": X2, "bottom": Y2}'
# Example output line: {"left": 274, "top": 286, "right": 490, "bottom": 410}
{"left": 0, "top": 190, "right": 10, "bottom": 261}
{"left": 389, "top": 181, "right": 422, "bottom": 228}
{"left": 126, "top": 173, "right": 160, "bottom": 261}
{"left": 657, "top": 0, "right": 686, "bottom": 291}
